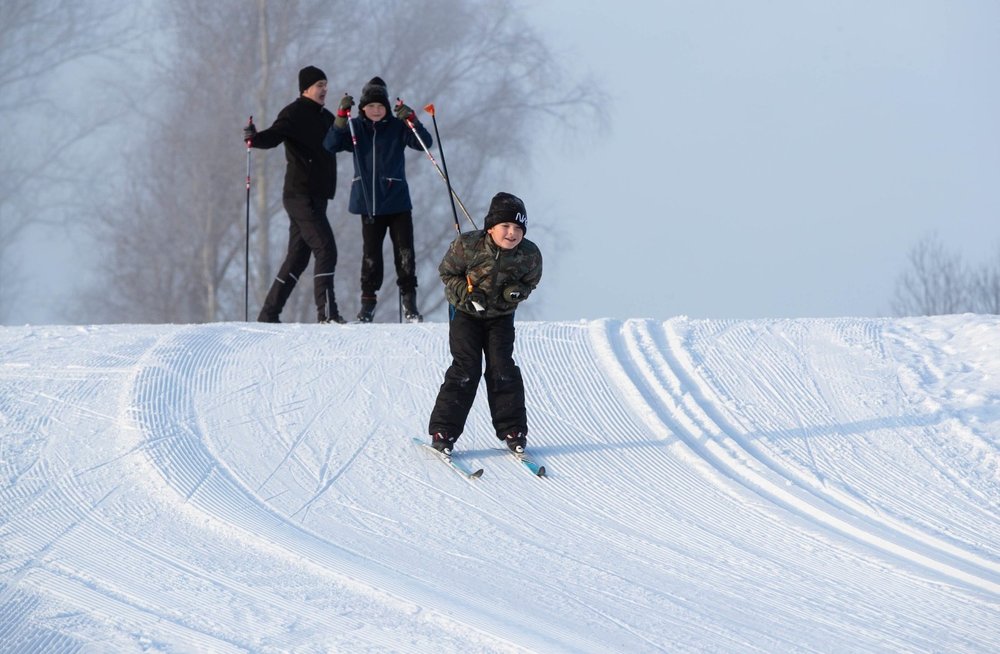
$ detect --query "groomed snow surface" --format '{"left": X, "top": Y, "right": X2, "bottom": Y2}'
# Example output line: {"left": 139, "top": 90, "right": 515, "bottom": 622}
{"left": 1, "top": 316, "right": 998, "bottom": 653}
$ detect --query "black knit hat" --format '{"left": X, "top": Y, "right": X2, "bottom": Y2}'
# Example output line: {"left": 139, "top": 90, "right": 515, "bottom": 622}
{"left": 359, "top": 76, "right": 391, "bottom": 112}
{"left": 298, "top": 65, "right": 326, "bottom": 93}
{"left": 484, "top": 192, "right": 527, "bottom": 234}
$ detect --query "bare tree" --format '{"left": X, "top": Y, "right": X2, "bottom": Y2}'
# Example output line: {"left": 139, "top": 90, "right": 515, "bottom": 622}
{"left": 970, "top": 245, "right": 1000, "bottom": 314}
{"left": 0, "top": 0, "right": 131, "bottom": 321}
{"left": 891, "top": 233, "right": 979, "bottom": 316}
{"left": 78, "top": 0, "right": 603, "bottom": 324}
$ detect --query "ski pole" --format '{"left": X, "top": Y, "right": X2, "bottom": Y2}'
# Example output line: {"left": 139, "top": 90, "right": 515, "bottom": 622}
{"left": 396, "top": 98, "right": 477, "bottom": 230}
{"left": 245, "top": 115, "right": 252, "bottom": 322}
{"left": 424, "top": 103, "right": 462, "bottom": 234}
{"left": 345, "top": 95, "right": 374, "bottom": 220}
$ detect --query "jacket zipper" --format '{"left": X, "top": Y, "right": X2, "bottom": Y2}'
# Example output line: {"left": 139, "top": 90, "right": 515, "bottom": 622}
{"left": 370, "top": 123, "right": 377, "bottom": 216}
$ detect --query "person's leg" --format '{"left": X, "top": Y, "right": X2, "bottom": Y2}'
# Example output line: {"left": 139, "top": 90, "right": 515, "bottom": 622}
{"left": 258, "top": 201, "right": 313, "bottom": 322}
{"left": 288, "top": 197, "right": 341, "bottom": 322}
{"left": 358, "top": 216, "right": 389, "bottom": 321}
{"left": 428, "top": 310, "right": 486, "bottom": 445}
{"left": 388, "top": 212, "right": 421, "bottom": 321}
{"left": 483, "top": 314, "right": 527, "bottom": 449}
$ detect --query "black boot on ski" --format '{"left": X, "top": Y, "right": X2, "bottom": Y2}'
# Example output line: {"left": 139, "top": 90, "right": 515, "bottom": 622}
{"left": 258, "top": 276, "right": 297, "bottom": 323}
{"left": 401, "top": 290, "right": 423, "bottom": 323}
{"left": 318, "top": 288, "right": 347, "bottom": 323}
{"left": 319, "top": 308, "right": 347, "bottom": 324}
{"left": 357, "top": 296, "right": 377, "bottom": 323}
{"left": 431, "top": 432, "right": 456, "bottom": 456}
{"left": 501, "top": 431, "right": 527, "bottom": 454}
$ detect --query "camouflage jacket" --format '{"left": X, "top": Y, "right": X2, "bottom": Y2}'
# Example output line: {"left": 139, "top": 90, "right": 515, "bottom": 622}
{"left": 439, "top": 230, "right": 543, "bottom": 318}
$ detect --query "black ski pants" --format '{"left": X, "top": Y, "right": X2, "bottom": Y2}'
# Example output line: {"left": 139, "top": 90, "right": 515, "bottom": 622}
{"left": 360, "top": 211, "right": 417, "bottom": 297}
{"left": 260, "top": 195, "right": 338, "bottom": 320}
{"left": 428, "top": 309, "right": 527, "bottom": 441}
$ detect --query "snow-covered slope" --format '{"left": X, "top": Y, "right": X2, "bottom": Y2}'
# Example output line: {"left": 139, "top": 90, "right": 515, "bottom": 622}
{"left": 2, "top": 317, "right": 998, "bottom": 653}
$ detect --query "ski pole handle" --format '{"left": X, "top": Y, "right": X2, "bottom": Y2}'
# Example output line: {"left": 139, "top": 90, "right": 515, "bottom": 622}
{"left": 245, "top": 116, "right": 252, "bottom": 190}
{"left": 396, "top": 97, "right": 417, "bottom": 128}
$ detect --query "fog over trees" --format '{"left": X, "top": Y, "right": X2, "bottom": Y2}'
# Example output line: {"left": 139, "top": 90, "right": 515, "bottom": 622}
{"left": 4, "top": 3, "right": 994, "bottom": 325}
{"left": 0, "top": 0, "right": 133, "bottom": 322}
{"left": 66, "top": 0, "right": 600, "bottom": 323}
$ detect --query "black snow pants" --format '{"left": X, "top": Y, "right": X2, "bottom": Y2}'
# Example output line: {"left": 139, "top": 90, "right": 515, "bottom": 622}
{"left": 428, "top": 309, "right": 526, "bottom": 441}
{"left": 259, "top": 195, "right": 338, "bottom": 321}
{"left": 360, "top": 211, "right": 417, "bottom": 297}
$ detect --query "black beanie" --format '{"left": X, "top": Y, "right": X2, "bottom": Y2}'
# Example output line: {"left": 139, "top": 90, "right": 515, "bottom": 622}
{"left": 484, "top": 192, "right": 527, "bottom": 234}
{"left": 298, "top": 65, "right": 326, "bottom": 93}
{"left": 359, "top": 76, "right": 391, "bottom": 112}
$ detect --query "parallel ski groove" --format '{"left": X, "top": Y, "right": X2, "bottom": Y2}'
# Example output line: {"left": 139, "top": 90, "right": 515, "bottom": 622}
{"left": 622, "top": 318, "right": 999, "bottom": 595}
{"left": 4, "top": 320, "right": 999, "bottom": 652}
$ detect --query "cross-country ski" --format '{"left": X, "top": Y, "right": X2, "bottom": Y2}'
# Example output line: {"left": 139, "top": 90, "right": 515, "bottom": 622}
{"left": 501, "top": 448, "right": 546, "bottom": 476}
{"left": 412, "top": 437, "right": 484, "bottom": 479}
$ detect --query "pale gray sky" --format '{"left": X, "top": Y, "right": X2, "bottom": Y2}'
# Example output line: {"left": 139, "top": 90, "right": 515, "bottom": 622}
{"left": 518, "top": 0, "right": 1000, "bottom": 320}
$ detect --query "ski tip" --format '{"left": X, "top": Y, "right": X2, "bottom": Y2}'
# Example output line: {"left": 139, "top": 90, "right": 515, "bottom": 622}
{"left": 536, "top": 466, "right": 546, "bottom": 477}
{"left": 471, "top": 468, "right": 485, "bottom": 479}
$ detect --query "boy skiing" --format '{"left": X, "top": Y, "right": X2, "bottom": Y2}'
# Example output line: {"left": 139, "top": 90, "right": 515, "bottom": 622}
{"left": 427, "top": 192, "right": 542, "bottom": 456}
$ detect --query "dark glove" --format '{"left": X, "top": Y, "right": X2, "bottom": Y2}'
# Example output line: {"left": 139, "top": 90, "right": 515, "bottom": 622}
{"left": 503, "top": 284, "right": 529, "bottom": 304}
{"left": 465, "top": 290, "right": 487, "bottom": 316}
{"left": 243, "top": 122, "right": 256, "bottom": 143}
{"left": 335, "top": 94, "right": 354, "bottom": 128}
{"left": 394, "top": 102, "right": 414, "bottom": 122}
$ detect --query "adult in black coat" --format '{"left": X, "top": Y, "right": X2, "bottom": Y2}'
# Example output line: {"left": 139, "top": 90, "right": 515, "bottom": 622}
{"left": 244, "top": 65, "right": 345, "bottom": 323}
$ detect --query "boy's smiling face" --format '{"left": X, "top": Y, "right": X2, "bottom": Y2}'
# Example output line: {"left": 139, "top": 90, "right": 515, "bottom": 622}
{"left": 488, "top": 223, "right": 524, "bottom": 250}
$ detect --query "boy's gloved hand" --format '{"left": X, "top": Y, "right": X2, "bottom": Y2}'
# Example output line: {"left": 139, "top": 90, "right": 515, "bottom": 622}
{"left": 503, "top": 284, "right": 529, "bottom": 304}
{"left": 335, "top": 94, "right": 354, "bottom": 128}
{"left": 243, "top": 122, "right": 256, "bottom": 143}
{"left": 394, "top": 102, "right": 415, "bottom": 122}
{"left": 466, "top": 290, "right": 487, "bottom": 316}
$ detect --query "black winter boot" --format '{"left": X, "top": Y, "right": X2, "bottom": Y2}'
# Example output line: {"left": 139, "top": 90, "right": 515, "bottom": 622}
{"left": 356, "top": 296, "right": 377, "bottom": 323}
{"left": 318, "top": 286, "right": 346, "bottom": 324}
{"left": 258, "top": 276, "right": 297, "bottom": 322}
{"left": 319, "top": 308, "right": 347, "bottom": 324}
{"left": 431, "top": 432, "right": 457, "bottom": 456}
{"left": 402, "top": 290, "right": 423, "bottom": 323}
{"left": 500, "top": 431, "right": 527, "bottom": 454}
{"left": 320, "top": 312, "right": 347, "bottom": 324}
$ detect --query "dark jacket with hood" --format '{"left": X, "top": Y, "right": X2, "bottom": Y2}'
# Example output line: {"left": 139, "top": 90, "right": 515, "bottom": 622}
{"left": 323, "top": 114, "right": 431, "bottom": 216}
{"left": 439, "top": 230, "right": 543, "bottom": 319}
{"left": 250, "top": 96, "right": 337, "bottom": 199}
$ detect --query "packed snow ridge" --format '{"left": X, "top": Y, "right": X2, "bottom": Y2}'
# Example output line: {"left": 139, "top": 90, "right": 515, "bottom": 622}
{"left": 1, "top": 316, "right": 998, "bottom": 653}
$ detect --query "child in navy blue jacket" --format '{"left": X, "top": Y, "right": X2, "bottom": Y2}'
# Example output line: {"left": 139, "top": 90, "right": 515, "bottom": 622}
{"left": 324, "top": 77, "right": 432, "bottom": 323}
